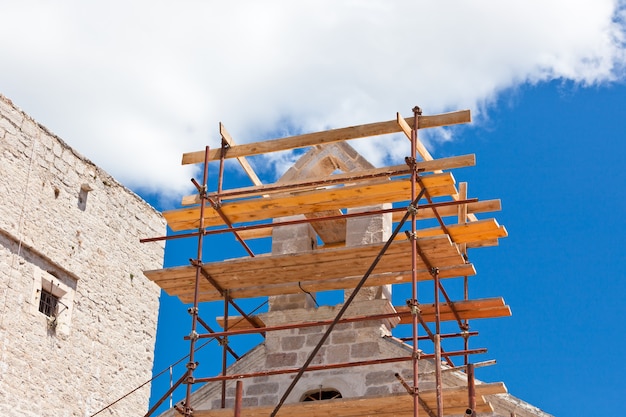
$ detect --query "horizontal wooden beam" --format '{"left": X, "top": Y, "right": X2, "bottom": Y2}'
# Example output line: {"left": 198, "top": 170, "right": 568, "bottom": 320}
{"left": 182, "top": 110, "right": 471, "bottom": 164}
{"left": 215, "top": 297, "right": 509, "bottom": 330}
{"left": 144, "top": 236, "right": 475, "bottom": 302}
{"left": 181, "top": 154, "right": 475, "bottom": 206}
{"left": 166, "top": 172, "right": 457, "bottom": 232}
{"left": 396, "top": 297, "right": 511, "bottom": 324}
{"left": 235, "top": 199, "right": 501, "bottom": 241}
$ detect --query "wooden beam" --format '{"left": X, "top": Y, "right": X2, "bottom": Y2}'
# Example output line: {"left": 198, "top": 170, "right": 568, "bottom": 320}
{"left": 166, "top": 173, "right": 458, "bottom": 232}
{"left": 215, "top": 297, "right": 509, "bottom": 330}
{"left": 220, "top": 123, "right": 263, "bottom": 186}
{"left": 234, "top": 199, "right": 502, "bottom": 241}
{"left": 397, "top": 112, "right": 435, "bottom": 162}
{"left": 144, "top": 236, "right": 476, "bottom": 303}
{"left": 182, "top": 110, "right": 471, "bottom": 164}
{"left": 181, "top": 154, "right": 475, "bottom": 206}
{"left": 395, "top": 297, "right": 511, "bottom": 324}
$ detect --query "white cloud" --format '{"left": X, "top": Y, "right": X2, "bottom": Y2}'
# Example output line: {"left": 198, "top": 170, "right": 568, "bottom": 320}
{"left": 1, "top": 1, "right": 624, "bottom": 201}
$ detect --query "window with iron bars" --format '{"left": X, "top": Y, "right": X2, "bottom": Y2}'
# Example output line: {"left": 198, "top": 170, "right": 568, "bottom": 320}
{"left": 38, "top": 289, "right": 59, "bottom": 317}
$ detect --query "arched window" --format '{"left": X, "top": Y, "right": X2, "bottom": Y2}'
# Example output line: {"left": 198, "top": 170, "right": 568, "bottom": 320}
{"left": 301, "top": 388, "right": 342, "bottom": 401}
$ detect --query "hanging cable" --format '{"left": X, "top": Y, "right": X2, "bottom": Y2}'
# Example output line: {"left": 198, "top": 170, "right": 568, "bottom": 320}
{"left": 298, "top": 281, "right": 319, "bottom": 307}
{"left": 2, "top": 137, "right": 37, "bottom": 328}
{"left": 89, "top": 337, "right": 216, "bottom": 417}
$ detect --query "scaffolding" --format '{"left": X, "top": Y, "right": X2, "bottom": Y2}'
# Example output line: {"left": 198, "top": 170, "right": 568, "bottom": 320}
{"left": 142, "top": 106, "right": 510, "bottom": 417}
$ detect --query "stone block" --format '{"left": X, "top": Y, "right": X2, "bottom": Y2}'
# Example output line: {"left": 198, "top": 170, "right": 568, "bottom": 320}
{"left": 365, "top": 385, "right": 390, "bottom": 396}
{"left": 280, "top": 335, "right": 305, "bottom": 351}
{"left": 350, "top": 341, "right": 379, "bottom": 358}
{"left": 326, "top": 344, "right": 350, "bottom": 363}
{"left": 259, "top": 395, "right": 279, "bottom": 406}
{"left": 266, "top": 352, "right": 297, "bottom": 368}
{"left": 365, "top": 370, "right": 397, "bottom": 386}
{"left": 330, "top": 330, "right": 357, "bottom": 344}
{"left": 246, "top": 382, "right": 279, "bottom": 396}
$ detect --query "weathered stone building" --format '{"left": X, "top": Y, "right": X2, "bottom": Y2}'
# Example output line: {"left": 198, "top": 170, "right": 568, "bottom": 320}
{"left": 0, "top": 95, "right": 166, "bottom": 416}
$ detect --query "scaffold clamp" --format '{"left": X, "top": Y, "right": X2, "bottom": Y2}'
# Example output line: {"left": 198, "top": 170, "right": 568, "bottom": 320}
{"left": 406, "top": 299, "right": 420, "bottom": 315}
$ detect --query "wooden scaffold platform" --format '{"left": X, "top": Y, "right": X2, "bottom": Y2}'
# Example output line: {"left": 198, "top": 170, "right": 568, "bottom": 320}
{"left": 142, "top": 107, "right": 511, "bottom": 417}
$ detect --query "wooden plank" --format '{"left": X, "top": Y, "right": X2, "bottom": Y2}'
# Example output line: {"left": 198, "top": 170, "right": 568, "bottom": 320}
{"left": 216, "top": 315, "right": 265, "bottom": 330}
{"left": 397, "top": 112, "right": 436, "bottom": 163}
{"left": 148, "top": 236, "right": 458, "bottom": 288}
{"left": 305, "top": 210, "right": 347, "bottom": 245}
{"left": 165, "top": 173, "right": 457, "bottom": 232}
{"left": 182, "top": 110, "right": 471, "bottom": 164}
{"left": 220, "top": 123, "right": 263, "bottom": 186}
{"left": 192, "top": 382, "right": 503, "bottom": 417}
{"left": 181, "top": 154, "right": 475, "bottom": 206}
{"left": 391, "top": 199, "right": 501, "bottom": 222}
{"left": 395, "top": 297, "right": 511, "bottom": 324}
{"left": 466, "top": 238, "right": 499, "bottom": 249}
{"left": 216, "top": 297, "right": 509, "bottom": 330}
{"left": 144, "top": 236, "right": 477, "bottom": 303}
{"left": 235, "top": 199, "right": 501, "bottom": 241}
{"left": 415, "top": 219, "right": 507, "bottom": 244}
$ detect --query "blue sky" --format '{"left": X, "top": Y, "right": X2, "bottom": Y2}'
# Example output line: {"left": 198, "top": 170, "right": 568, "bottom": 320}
{"left": 1, "top": 2, "right": 625, "bottom": 416}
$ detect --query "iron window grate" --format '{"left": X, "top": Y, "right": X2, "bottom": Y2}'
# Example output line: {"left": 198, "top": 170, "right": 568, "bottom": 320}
{"left": 39, "top": 289, "right": 59, "bottom": 317}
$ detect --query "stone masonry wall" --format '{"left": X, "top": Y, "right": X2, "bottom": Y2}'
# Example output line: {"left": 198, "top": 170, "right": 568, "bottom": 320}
{"left": 0, "top": 95, "right": 166, "bottom": 416}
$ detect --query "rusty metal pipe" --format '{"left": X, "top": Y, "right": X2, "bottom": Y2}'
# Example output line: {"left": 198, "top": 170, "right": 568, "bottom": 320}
{"left": 199, "top": 269, "right": 265, "bottom": 337}
{"left": 221, "top": 294, "right": 229, "bottom": 408}
{"left": 410, "top": 105, "right": 422, "bottom": 417}
{"left": 206, "top": 195, "right": 255, "bottom": 257}
{"left": 467, "top": 363, "right": 476, "bottom": 417}
{"left": 183, "top": 145, "right": 211, "bottom": 416}
{"left": 196, "top": 316, "right": 239, "bottom": 360}
{"left": 144, "top": 372, "right": 188, "bottom": 417}
{"left": 399, "top": 331, "right": 479, "bottom": 342}
{"left": 194, "top": 348, "right": 487, "bottom": 383}
{"left": 434, "top": 268, "right": 443, "bottom": 417}
{"left": 234, "top": 380, "right": 243, "bottom": 417}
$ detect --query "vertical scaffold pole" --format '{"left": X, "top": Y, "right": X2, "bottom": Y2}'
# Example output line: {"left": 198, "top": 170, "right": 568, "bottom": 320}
{"left": 433, "top": 267, "right": 443, "bottom": 416}
{"left": 183, "top": 145, "right": 210, "bottom": 416}
{"left": 410, "top": 105, "right": 422, "bottom": 417}
{"left": 221, "top": 293, "right": 229, "bottom": 408}
{"left": 234, "top": 380, "right": 243, "bottom": 417}
{"left": 467, "top": 363, "right": 476, "bottom": 417}
{"left": 458, "top": 182, "right": 470, "bottom": 367}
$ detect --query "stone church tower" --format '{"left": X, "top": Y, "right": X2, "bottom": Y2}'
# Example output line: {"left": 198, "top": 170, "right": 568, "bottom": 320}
{"left": 0, "top": 95, "right": 166, "bottom": 416}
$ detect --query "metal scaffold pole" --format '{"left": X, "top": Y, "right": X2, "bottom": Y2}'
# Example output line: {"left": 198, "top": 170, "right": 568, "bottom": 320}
{"left": 409, "top": 105, "right": 422, "bottom": 417}
{"left": 182, "top": 146, "right": 211, "bottom": 416}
